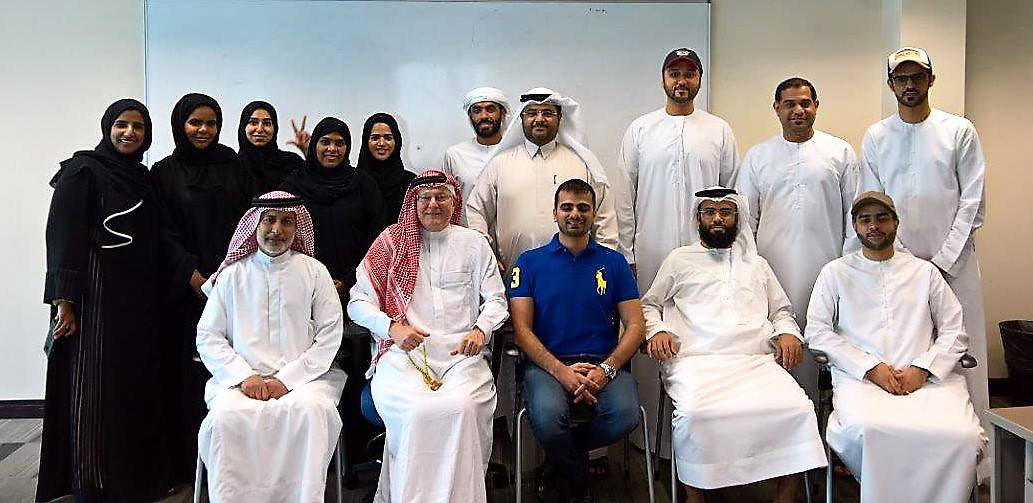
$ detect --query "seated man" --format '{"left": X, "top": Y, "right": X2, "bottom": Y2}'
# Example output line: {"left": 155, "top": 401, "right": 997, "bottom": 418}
{"left": 509, "top": 179, "right": 645, "bottom": 503}
{"left": 348, "top": 170, "right": 509, "bottom": 503}
{"left": 642, "top": 187, "right": 826, "bottom": 503}
{"left": 806, "top": 191, "right": 985, "bottom": 503}
{"left": 196, "top": 191, "right": 346, "bottom": 503}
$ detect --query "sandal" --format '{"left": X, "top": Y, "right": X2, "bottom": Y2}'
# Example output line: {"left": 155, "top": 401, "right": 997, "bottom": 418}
{"left": 587, "top": 457, "right": 610, "bottom": 480}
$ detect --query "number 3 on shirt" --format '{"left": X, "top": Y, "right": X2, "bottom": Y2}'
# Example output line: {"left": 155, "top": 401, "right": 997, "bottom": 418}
{"left": 511, "top": 266, "right": 521, "bottom": 289}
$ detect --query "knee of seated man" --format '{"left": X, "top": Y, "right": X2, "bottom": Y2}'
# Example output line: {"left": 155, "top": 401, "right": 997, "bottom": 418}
{"left": 526, "top": 399, "right": 571, "bottom": 438}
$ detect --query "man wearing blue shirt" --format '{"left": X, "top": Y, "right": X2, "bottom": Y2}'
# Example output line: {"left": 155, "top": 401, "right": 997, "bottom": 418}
{"left": 509, "top": 179, "right": 645, "bottom": 503}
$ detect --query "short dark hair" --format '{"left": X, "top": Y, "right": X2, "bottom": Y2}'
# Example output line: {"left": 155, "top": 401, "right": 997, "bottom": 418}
{"left": 774, "top": 77, "right": 818, "bottom": 103}
{"left": 553, "top": 178, "right": 596, "bottom": 209}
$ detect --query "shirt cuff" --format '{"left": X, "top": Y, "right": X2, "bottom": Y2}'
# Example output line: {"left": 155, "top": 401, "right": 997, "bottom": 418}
{"left": 645, "top": 325, "right": 673, "bottom": 341}
{"left": 851, "top": 355, "right": 884, "bottom": 382}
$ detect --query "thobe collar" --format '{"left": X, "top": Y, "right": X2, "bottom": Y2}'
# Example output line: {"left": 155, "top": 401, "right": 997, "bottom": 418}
{"left": 524, "top": 138, "right": 557, "bottom": 160}
{"left": 420, "top": 224, "right": 453, "bottom": 242}
{"left": 891, "top": 108, "right": 941, "bottom": 129}
{"left": 546, "top": 232, "right": 599, "bottom": 257}
{"left": 254, "top": 248, "right": 294, "bottom": 266}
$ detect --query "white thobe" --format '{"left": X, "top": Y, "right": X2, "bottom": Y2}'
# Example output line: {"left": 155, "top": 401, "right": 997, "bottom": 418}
{"left": 441, "top": 138, "right": 496, "bottom": 214}
{"left": 736, "top": 130, "right": 858, "bottom": 401}
{"left": 467, "top": 139, "right": 618, "bottom": 275}
{"left": 641, "top": 244, "right": 826, "bottom": 488}
{"left": 196, "top": 250, "right": 346, "bottom": 503}
{"left": 858, "top": 109, "right": 988, "bottom": 439}
{"left": 348, "top": 225, "right": 509, "bottom": 503}
{"left": 616, "top": 109, "right": 739, "bottom": 451}
{"left": 806, "top": 251, "right": 986, "bottom": 503}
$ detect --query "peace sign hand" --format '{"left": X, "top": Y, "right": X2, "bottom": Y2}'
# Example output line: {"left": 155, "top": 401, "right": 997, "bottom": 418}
{"left": 287, "top": 115, "right": 310, "bottom": 154}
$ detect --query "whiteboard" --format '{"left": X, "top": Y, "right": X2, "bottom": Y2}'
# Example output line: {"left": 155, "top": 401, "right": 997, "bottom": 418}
{"left": 145, "top": 0, "right": 709, "bottom": 176}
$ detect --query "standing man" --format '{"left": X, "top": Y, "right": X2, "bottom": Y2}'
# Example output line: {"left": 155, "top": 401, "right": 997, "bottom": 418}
{"left": 736, "top": 77, "right": 858, "bottom": 401}
{"left": 467, "top": 87, "right": 618, "bottom": 277}
{"left": 509, "top": 179, "right": 644, "bottom": 503}
{"left": 442, "top": 86, "right": 509, "bottom": 210}
{"left": 616, "top": 49, "right": 738, "bottom": 436}
{"left": 859, "top": 46, "right": 988, "bottom": 438}
{"left": 196, "top": 191, "right": 346, "bottom": 503}
{"left": 806, "top": 191, "right": 985, "bottom": 503}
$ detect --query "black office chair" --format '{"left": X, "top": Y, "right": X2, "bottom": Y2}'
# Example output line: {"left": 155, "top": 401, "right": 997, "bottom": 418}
{"left": 811, "top": 349, "right": 980, "bottom": 503}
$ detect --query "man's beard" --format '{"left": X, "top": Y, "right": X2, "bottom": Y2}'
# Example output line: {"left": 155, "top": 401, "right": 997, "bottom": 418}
{"left": 665, "top": 84, "right": 698, "bottom": 104}
{"left": 698, "top": 221, "right": 737, "bottom": 249}
{"left": 559, "top": 218, "right": 591, "bottom": 238}
{"left": 858, "top": 229, "right": 895, "bottom": 251}
{"left": 472, "top": 118, "right": 501, "bottom": 139}
{"left": 895, "top": 89, "right": 928, "bottom": 108}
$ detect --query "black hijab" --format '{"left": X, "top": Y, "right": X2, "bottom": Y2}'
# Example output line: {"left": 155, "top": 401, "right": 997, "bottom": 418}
{"left": 170, "top": 93, "right": 237, "bottom": 164}
{"left": 356, "top": 113, "right": 411, "bottom": 192}
{"left": 236, "top": 100, "right": 302, "bottom": 192}
{"left": 280, "top": 117, "right": 356, "bottom": 203}
{"left": 51, "top": 98, "right": 153, "bottom": 199}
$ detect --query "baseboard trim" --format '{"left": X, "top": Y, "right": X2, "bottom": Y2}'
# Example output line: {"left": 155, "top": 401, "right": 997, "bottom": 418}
{"left": 0, "top": 400, "right": 44, "bottom": 419}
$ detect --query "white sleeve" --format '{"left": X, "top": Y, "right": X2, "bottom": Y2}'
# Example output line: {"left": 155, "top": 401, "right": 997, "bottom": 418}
{"left": 735, "top": 148, "right": 762, "bottom": 238}
{"left": 719, "top": 123, "right": 740, "bottom": 187}
{"left": 931, "top": 124, "right": 986, "bottom": 276}
{"left": 591, "top": 177, "right": 619, "bottom": 252}
{"left": 196, "top": 275, "right": 258, "bottom": 389}
{"left": 347, "top": 261, "right": 394, "bottom": 342}
{"left": 274, "top": 264, "right": 344, "bottom": 390}
{"left": 762, "top": 261, "right": 802, "bottom": 341}
{"left": 840, "top": 145, "right": 861, "bottom": 254}
{"left": 804, "top": 264, "right": 882, "bottom": 381}
{"left": 640, "top": 252, "right": 680, "bottom": 341}
{"left": 473, "top": 237, "right": 510, "bottom": 338}
{"left": 910, "top": 266, "right": 968, "bottom": 381}
{"left": 616, "top": 125, "right": 638, "bottom": 263}
{"left": 465, "top": 160, "right": 499, "bottom": 255}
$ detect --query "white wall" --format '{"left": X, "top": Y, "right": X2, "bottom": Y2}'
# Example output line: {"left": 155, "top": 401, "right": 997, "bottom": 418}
{"left": 0, "top": 0, "right": 145, "bottom": 399}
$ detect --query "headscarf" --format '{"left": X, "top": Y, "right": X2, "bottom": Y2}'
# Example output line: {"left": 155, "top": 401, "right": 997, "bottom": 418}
{"left": 236, "top": 100, "right": 301, "bottom": 190}
{"left": 362, "top": 170, "right": 462, "bottom": 322}
{"left": 203, "top": 190, "right": 315, "bottom": 292}
{"left": 51, "top": 98, "right": 153, "bottom": 197}
{"left": 280, "top": 117, "right": 355, "bottom": 203}
{"left": 486, "top": 87, "right": 609, "bottom": 187}
{"left": 690, "top": 186, "right": 758, "bottom": 260}
{"left": 362, "top": 170, "right": 462, "bottom": 367}
{"left": 357, "top": 112, "right": 410, "bottom": 193}
{"left": 462, "top": 86, "right": 510, "bottom": 114}
{"left": 170, "top": 92, "right": 237, "bottom": 164}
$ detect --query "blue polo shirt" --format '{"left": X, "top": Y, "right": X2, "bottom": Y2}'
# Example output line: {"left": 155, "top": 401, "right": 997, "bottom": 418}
{"left": 508, "top": 234, "right": 639, "bottom": 358}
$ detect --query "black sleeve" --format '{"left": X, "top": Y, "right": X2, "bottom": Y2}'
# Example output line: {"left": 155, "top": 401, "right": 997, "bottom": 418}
{"left": 362, "top": 174, "right": 386, "bottom": 252}
{"left": 148, "top": 161, "right": 199, "bottom": 293}
{"left": 44, "top": 167, "right": 93, "bottom": 304}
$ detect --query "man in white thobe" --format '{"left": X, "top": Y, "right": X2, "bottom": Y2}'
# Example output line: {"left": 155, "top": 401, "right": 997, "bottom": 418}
{"left": 348, "top": 170, "right": 509, "bottom": 503}
{"left": 736, "top": 77, "right": 858, "bottom": 402}
{"left": 806, "top": 191, "right": 985, "bottom": 503}
{"left": 196, "top": 191, "right": 346, "bottom": 503}
{"left": 617, "top": 49, "right": 739, "bottom": 441}
{"left": 467, "top": 87, "right": 618, "bottom": 276}
{"left": 858, "top": 47, "right": 989, "bottom": 448}
{"left": 643, "top": 187, "right": 826, "bottom": 503}
{"left": 442, "top": 86, "right": 509, "bottom": 213}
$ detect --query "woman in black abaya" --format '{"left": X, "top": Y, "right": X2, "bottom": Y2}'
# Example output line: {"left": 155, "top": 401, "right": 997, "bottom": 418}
{"left": 149, "top": 92, "right": 253, "bottom": 485}
{"left": 356, "top": 113, "right": 415, "bottom": 225}
{"left": 237, "top": 100, "right": 304, "bottom": 195}
{"left": 40, "top": 99, "right": 171, "bottom": 502}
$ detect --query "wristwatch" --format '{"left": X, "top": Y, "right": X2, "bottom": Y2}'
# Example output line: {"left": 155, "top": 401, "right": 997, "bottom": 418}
{"left": 599, "top": 362, "right": 617, "bottom": 381}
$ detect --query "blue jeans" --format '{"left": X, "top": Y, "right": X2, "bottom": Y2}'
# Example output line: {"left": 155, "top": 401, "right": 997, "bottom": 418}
{"left": 522, "top": 361, "right": 641, "bottom": 482}
{"left": 360, "top": 379, "right": 385, "bottom": 429}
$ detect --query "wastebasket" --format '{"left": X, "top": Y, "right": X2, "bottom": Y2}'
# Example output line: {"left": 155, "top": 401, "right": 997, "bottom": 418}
{"left": 999, "top": 320, "right": 1033, "bottom": 406}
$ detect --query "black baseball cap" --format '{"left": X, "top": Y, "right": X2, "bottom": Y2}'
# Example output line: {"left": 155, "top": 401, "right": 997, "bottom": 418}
{"left": 662, "top": 48, "right": 703, "bottom": 75}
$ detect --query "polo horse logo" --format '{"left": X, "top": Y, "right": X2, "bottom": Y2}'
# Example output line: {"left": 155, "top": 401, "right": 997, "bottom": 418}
{"left": 595, "top": 268, "right": 607, "bottom": 295}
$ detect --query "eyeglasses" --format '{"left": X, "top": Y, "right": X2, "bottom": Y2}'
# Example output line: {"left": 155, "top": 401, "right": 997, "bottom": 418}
{"left": 891, "top": 72, "right": 930, "bottom": 86}
{"left": 520, "top": 109, "right": 558, "bottom": 119}
{"left": 417, "top": 193, "right": 453, "bottom": 204}
{"left": 698, "top": 208, "right": 737, "bottom": 218}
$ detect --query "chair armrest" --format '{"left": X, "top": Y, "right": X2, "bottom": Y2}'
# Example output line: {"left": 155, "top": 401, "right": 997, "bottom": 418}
{"left": 343, "top": 320, "right": 372, "bottom": 339}
{"left": 959, "top": 353, "right": 977, "bottom": 369}
{"left": 809, "top": 349, "right": 829, "bottom": 366}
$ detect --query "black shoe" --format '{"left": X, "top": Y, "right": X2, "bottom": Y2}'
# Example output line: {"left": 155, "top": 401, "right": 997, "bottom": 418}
{"left": 534, "top": 463, "right": 556, "bottom": 501}
{"left": 566, "top": 483, "right": 593, "bottom": 503}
